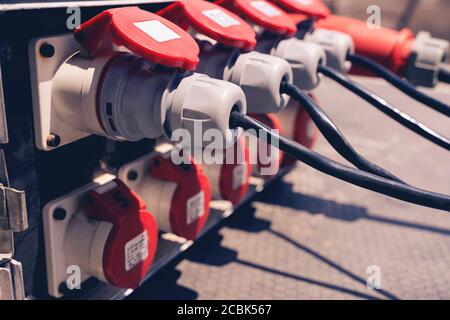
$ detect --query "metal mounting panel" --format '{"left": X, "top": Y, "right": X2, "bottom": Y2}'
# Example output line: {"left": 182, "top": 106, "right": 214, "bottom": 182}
{"left": 28, "top": 33, "right": 91, "bottom": 151}
{"left": 0, "top": 259, "right": 25, "bottom": 300}
{"left": 42, "top": 174, "right": 114, "bottom": 298}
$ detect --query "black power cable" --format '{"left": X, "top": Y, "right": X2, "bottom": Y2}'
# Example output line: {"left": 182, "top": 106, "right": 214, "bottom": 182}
{"left": 318, "top": 64, "right": 450, "bottom": 151}
{"left": 280, "top": 82, "right": 403, "bottom": 182}
{"left": 230, "top": 111, "right": 450, "bottom": 212}
{"left": 438, "top": 68, "right": 450, "bottom": 84}
{"left": 348, "top": 53, "right": 450, "bottom": 117}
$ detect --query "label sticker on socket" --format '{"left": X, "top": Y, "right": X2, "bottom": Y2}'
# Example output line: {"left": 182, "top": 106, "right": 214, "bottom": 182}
{"left": 134, "top": 20, "right": 181, "bottom": 42}
{"left": 186, "top": 191, "right": 205, "bottom": 225}
{"left": 232, "top": 164, "right": 247, "bottom": 190}
{"left": 124, "top": 230, "right": 149, "bottom": 271}
{"left": 250, "top": 1, "right": 282, "bottom": 17}
{"left": 295, "top": 0, "right": 314, "bottom": 5}
{"left": 202, "top": 9, "right": 241, "bottom": 27}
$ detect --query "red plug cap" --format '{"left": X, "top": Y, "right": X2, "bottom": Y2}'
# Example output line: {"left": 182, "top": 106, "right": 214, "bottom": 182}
{"left": 270, "top": 0, "right": 331, "bottom": 18}
{"left": 158, "top": 0, "right": 256, "bottom": 50}
{"left": 248, "top": 113, "right": 285, "bottom": 175}
{"left": 218, "top": 0, "right": 297, "bottom": 37}
{"left": 74, "top": 6, "right": 200, "bottom": 70}
{"left": 83, "top": 179, "right": 158, "bottom": 289}
{"left": 150, "top": 155, "right": 211, "bottom": 241}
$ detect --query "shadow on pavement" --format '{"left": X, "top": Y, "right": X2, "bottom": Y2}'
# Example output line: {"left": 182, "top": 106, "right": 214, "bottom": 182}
{"left": 256, "top": 179, "right": 450, "bottom": 236}
{"left": 130, "top": 185, "right": 409, "bottom": 300}
{"left": 127, "top": 269, "right": 198, "bottom": 300}
{"left": 185, "top": 230, "right": 384, "bottom": 300}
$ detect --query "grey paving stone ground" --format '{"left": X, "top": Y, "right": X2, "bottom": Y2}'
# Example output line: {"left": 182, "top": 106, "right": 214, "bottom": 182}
{"left": 130, "top": 77, "right": 450, "bottom": 300}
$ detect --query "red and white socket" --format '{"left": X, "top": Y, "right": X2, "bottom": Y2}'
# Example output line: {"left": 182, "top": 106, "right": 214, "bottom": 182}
{"left": 43, "top": 177, "right": 158, "bottom": 298}
{"left": 247, "top": 113, "right": 285, "bottom": 177}
{"left": 215, "top": 0, "right": 326, "bottom": 91}
{"left": 197, "top": 138, "right": 252, "bottom": 205}
{"left": 160, "top": 0, "right": 293, "bottom": 114}
{"left": 240, "top": 0, "right": 352, "bottom": 75}
{"left": 119, "top": 151, "right": 211, "bottom": 241}
{"left": 29, "top": 6, "right": 246, "bottom": 150}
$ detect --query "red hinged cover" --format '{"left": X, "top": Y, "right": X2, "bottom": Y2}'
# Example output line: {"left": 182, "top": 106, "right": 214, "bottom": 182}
{"left": 217, "top": 0, "right": 297, "bottom": 37}
{"left": 219, "top": 138, "right": 252, "bottom": 205}
{"left": 249, "top": 113, "right": 285, "bottom": 175}
{"left": 150, "top": 154, "right": 212, "bottom": 241}
{"left": 83, "top": 179, "right": 158, "bottom": 289}
{"left": 74, "top": 6, "right": 199, "bottom": 70}
{"left": 270, "top": 0, "right": 331, "bottom": 18}
{"left": 158, "top": 0, "right": 256, "bottom": 50}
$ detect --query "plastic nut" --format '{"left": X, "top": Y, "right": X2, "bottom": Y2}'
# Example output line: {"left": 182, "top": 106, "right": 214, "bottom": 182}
{"left": 306, "top": 28, "right": 354, "bottom": 73}
{"left": 167, "top": 73, "right": 247, "bottom": 148}
{"left": 272, "top": 38, "right": 326, "bottom": 91}
{"left": 225, "top": 51, "right": 293, "bottom": 113}
{"left": 406, "top": 31, "right": 449, "bottom": 87}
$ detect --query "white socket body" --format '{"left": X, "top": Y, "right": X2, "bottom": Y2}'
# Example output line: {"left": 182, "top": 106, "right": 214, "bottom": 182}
{"left": 64, "top": 208, "right": 113, "bottom": 284}
{"left": 51, "top": 51, "right": 247, "bottom": 148}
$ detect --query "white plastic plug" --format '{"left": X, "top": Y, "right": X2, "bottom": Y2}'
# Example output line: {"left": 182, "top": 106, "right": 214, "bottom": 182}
{"left": 406, "top": 31, "right": 449, "bottom": 87}
{"left": 195, "top": 42, "right": 293, "bottom": 114}
{"left": 306, "top": 28, "right": 355, "bottom": 73}
{"left": 223, "top": 51, "right": 293, "bottom": 114}
{"left": 272, "top": 38, "right": 327, "bottom": 91}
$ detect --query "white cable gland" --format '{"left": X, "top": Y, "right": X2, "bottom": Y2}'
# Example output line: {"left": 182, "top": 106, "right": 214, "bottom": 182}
{"left": 166, "top": 73, "right": 247, "bottom": 149}
{"left": 272, "top": 38, "right": 326, "bottom": 91}
{"left": 224, "top": 51, "right": 293, "bottom": 114}
{"left": 306, "top": 28, "right": 354, "bottom": 73}
{"left": 406, "top": 31, "right": 449, "bottom": 87}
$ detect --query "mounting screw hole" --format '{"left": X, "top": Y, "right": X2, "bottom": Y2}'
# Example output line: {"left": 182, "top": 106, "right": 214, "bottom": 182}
{"left": 40, "top": 43, "right": 55, "bottom": 58}
{"left": 53, "top": 207, "right": 67, "bottom": 221}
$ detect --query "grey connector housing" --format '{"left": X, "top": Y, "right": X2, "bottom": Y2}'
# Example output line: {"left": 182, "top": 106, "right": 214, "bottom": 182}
{"left": 272, "top": 38, "right": 326, "bottom": 91}
{"left": 224, "top": 51, "right": 293, "bottom": 114}
{"left": 306, "top": 28, "right": 354, "bottom": 73}
{"left": 167, "top": 73, "right": 247, "bottom": 149}
{"left": 405, "top": 31, "right": 449, "bottom": 88}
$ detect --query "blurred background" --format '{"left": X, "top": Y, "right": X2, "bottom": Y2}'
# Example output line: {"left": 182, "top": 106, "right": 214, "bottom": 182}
{"left": 324, "top": 0, "right": 450, "bottom": 40}
{"left": 1, "top": 0, "right": 449, "bottom": 40}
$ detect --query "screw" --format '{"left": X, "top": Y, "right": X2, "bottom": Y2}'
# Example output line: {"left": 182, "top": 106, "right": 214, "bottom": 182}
{"left": 53, "top": 208, "right": 67, "bottom": 221}
{"left": 47, "top": 134, "right": 61, "bottom": 147}
{"left": 127, "top": 170, "right": 138, "bottom": 181}
{"left": 39, "top": 43, "right": 55, "bottom": 58}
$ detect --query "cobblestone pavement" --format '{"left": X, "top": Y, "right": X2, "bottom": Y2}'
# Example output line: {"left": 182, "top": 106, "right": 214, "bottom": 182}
{"left": 130, "top": 78, "right": 450, "bottom": 300}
